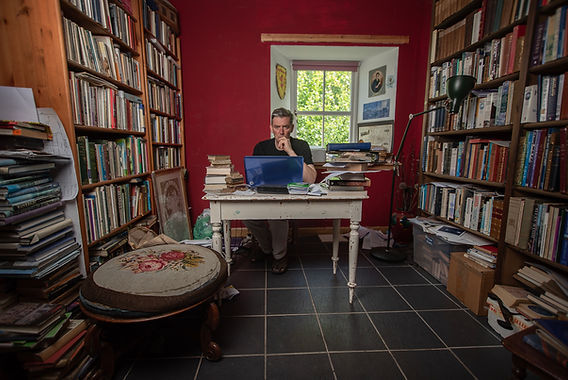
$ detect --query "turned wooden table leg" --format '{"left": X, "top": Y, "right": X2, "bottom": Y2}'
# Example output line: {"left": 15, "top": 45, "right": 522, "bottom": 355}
{"left": 200, "top": 302, "right": 222, "bottom": 361}
{"left": 85, "top": 324, "right": 115, "bottom": 378}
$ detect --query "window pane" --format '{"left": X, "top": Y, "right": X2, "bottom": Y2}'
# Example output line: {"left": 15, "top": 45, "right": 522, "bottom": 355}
{"left": 323, "top": 115, "right": 350, "bottom": 146}
{"left": 297, "top": 71, "right": 323, "bottom": 112}
{"left": 297, "top": 115, "right": 323, "bottom": 146}
{"left": 324, "top": 71, "right": 351, "bottom": 112}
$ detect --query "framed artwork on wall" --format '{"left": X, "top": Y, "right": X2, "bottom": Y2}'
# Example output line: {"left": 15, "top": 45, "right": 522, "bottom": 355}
{"left": 368, "top": 65, "right": 386, "bottom": 97}
{"left": 357, "top": 121, "right": 394, "bottom": 153}
{"left": 152, "top": 168, "right": 192, "bottom": 241}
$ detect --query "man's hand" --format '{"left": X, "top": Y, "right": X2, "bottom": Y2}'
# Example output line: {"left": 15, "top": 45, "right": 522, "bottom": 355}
{"left": 276, "top": 136, "right": 293, "bottom": 154}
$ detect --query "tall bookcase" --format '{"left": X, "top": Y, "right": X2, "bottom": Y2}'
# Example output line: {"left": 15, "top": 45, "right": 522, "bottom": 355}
{"left": 0, "top": 0, "right": 186, "bottom": 272}
{"left": 420, "top": 0, "right": 568, "bottom": 284}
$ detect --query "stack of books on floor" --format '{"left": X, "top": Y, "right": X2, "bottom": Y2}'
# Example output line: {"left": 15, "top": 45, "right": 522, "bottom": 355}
{"left": 0, "top": 301, "right": 92, "bottom": 378}
{"left": 203, "top": 155, "right": 246, "bottom": 193}
{"left": 522, "top": 319, "right": 568, "bottom": 369}
{"left": 464, "top": 244, "right": 497, "bottom": 269}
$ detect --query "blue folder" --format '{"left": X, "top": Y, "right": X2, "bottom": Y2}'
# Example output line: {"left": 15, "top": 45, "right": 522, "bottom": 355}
{"left": 244, "top": 156, "right": 303, "bottom": 187}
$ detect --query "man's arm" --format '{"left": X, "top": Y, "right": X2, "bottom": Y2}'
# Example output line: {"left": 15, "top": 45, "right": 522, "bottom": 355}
{"left": 303, "top": 164, "right": 317, "bottom": 184}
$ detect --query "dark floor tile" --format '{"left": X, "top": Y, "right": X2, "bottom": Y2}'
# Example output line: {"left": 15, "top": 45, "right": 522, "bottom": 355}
{"left": 197, "top": 356, "right": 264, "bottom": 380}
{"left": 396, "top": 285, "right": 461, "bottom": 310}
{"left": 228, "top": 270, "right": 265, "bottom": 289}
{"left": 126, "top": 358, "right": 200, "bottom": 380}
{"left": 267, "top": 315, "right": 326, "bottom": 353}
{"left": 267, "top": 269, "right": 307, "bottom": 288}
{"left": 221, "top": 289, "right": 265, "bottom": 316}
{"left": 412, "top": 264, "right": 442, "bottom": 284}
{"left": 393, "top": 350, "right": 473, "bottom": 380}
{"left": 267, "top": 353, "right": 333, "bottom": 380}
{"left": 133, "top": 319, "right": 202, "bottom": 357}
{"left": 370, "top": 311, "right": 444, "bottom": 349}
{"left": 113, "top": 359, "right": 134, "bottom": 380}
{"left": 420, "top": 310, "right": 501, "bottom": 347}
{"left": 453, "top": 347, "right": 513, "bottom": 380}
{"left": 319, "top": 314, "right": 384, "bottom": 351}
{"left": 364, "top": 253, "right": 411, "bottom": 266}
{"left": 337, "top": 254, "right": 375, "bottom": 272}
{"left": 331, "top": 352, "right": 403, "bottom": 380}
{"left": 305, "top": 268, "right": 347, "bottom": 287}
{"left": 229, "top": 253, "right": 267, "bottom": 271}
{"left": 378, "top": 266, "right": 431, "bottom": 285}
{"left": 267, "top": 288, "right": 314, "bottom": 314}
{"left": 279, "top": 255, "right": 301, "bottom": 269}
{"left": 434, "top": 284, "right": 465, "bottom": 306}
{"left": 300, "top": 254, "right": 334, "bottom": 269}
{"left": 344, "top": 267, "right": 388, "bottom": 286}
{"left": 215, "top": 316, "right": 264, "bottom": 355}
{"left": 355, "top": 287, "right": 411, "bottom": 311}
{"left": 310, "top": 287, "right": 363, "bottom": 313}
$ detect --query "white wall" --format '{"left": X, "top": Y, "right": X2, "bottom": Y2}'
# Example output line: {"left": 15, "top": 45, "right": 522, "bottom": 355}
{"left": 358, "top": 47, "right": 399, "bottom": 123}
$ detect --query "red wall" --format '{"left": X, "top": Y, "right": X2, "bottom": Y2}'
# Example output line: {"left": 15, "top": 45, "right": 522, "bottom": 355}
{"left": 171, "top": 0, "right": 432, "bottom": 227}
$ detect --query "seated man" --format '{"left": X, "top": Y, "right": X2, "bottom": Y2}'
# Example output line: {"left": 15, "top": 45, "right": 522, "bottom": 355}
{"left": 244, "top": 107, "right": 317, "bottom": 274}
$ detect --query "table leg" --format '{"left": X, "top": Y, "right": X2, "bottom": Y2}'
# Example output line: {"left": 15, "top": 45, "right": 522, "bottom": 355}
{"left": 212, "top": 221, "right": 223, "bottom": 254}
{"left": 223, "top": 221, "right": 232, "bottom": 276}
{"left": 332, "top": 219, "right": 340, "bottom": 274}
{"left": 347, "top": 220, "right": 360, "bottom": 304}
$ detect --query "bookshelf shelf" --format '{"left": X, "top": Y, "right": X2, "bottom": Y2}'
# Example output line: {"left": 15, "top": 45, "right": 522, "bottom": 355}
{"left": 539, "top": 0, "right": 568, "bottom": 15}
{"left": 521, "top": 120, "right": 568, "bottom": 130}
{"left": 146, "top": 69, "right": 178, "bottom": 89}
{"left": 87, "top": 210, "right": 152, "bottom": 248}
{"left": 512, "top": 185, "right": 568, "bottom": 200}
{"left": 149, "top": 109, "right": 181, "bottom": 120}
{"left": 505, "top": 244, "right": 568, "bottom": 273}
{"left": 143, "top": 28, "right": 178, "bottom": 60}
{"left": 475, "top": 72, "right": 520, "bottom": 90}
{"left": 67, "top": 61, "right": 143, "bottom": 95}
{"left": 81, "top": 172, "right": 151, "bottom": 191}
{"left": 434, "top": 0, "right": 483, "bottom": 30}
{"left": 428, "top": 125, "right": 512, "bottom": 136}
{"left": 152, "top": 142, "right": 183, "bottom": 147}
{"left": 528, "top": 56, "right": 568, "bottom": 75}
{"left": 423, "top": 172, "right": 506, "bottom": 188}
{"left": 421, "top": 209, "right": 499, "bottom": 243}
{"left": 109, "top": 0, "right": 137, "bottom": 20}
{"left": 75, "top": 125, "right": 147, "bottom": 136}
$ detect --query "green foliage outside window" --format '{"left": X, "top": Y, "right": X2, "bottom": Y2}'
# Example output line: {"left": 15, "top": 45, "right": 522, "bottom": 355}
{"left": 296, "top": 70, "right": 352, "bottom": 147}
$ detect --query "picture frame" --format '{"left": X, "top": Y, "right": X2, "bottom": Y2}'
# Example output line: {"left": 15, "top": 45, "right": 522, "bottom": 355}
{"left": 357, "top": 121, "right": 394, "bottom": 153}
{"left": 368, "top": 65, "right": 386, "bottom": 97}
{"left": 152, "top": 168, "right": 192, "bottom": 241}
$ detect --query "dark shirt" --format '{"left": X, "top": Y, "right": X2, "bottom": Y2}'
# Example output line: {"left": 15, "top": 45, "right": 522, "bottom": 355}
{"left": 252, "top": 137, "right": 314, "bottom": 165}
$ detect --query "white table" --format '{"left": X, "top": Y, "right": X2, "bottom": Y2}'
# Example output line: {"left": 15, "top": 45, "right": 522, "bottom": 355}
{"left": 204, "top": 191, "right": 368, "bottom": 303}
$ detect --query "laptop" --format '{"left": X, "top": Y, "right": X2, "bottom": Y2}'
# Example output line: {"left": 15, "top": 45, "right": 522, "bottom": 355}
{"left": 244, "top": 156, "right": 303, "bottom": 194}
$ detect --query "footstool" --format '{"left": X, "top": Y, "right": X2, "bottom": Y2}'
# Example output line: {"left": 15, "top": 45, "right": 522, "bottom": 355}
{"left": 79, "top": 244, "right": 228, "bottom": 376}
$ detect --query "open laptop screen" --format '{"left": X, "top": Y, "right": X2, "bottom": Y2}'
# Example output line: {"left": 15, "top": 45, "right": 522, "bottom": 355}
{"left": 244, "top": 156, "right": 303, "bottom": 187}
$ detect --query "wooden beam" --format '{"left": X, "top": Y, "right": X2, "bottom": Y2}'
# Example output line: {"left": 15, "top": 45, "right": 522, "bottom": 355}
{"left": 261, "top": 33, "right": 409, "bottom": 45}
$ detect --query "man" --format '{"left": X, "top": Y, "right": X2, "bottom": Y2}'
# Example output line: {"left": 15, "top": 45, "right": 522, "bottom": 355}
{"left": 244, "top": 107, "right": 316, "bottom": 273}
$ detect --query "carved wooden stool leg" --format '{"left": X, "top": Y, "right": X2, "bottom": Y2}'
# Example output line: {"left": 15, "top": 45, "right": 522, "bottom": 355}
{"left": 84, "top": 324, "right": 115, "bottom": 379}
{"left": 200, "top": 301, "right": 222, "bottom": 361}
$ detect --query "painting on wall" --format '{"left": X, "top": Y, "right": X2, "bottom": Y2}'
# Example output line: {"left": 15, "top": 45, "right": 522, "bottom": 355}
{"left": 357, "top": 121, "right": 394, "bottom": 153}
{"left": 363, "top": 99, "right": 390, "bottom": 120}
{"left": 152, "top": 168, "right": 192, "bottom": 242}
{"left": 368, "top": 65, "right": 387, "bottom": 97}
{"left": 276, "top": 64, "right": 287, "bottom": 100}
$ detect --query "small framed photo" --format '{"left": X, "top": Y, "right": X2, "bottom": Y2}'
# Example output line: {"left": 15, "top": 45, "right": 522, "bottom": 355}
{"left": 152, "top": 168, "right": 192, "bottom": 241}
{"left": 357, "top": 121, "right": 394, "bottom": 153}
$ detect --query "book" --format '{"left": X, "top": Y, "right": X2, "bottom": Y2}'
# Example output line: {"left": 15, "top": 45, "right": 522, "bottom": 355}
{"left": 326, "top": 142, "right": 371, "bottom": 152}
{"left": 535, "top": 319, "right": 568, "bottom": 357}
{"left": 517, "top": 303, "right": 557, "bottom": 320}
{"left": 24, "top": 319, "right": 88, "bottom": 362}
{"left": 206, "top": 165, "right": 233, "bottom": 175}
{"left": 490, "top": 284, "right": 531, "bottom": 308}
{"left": 0, "top": 302, "right": 63, "bottom": 334}
{"left": 522, "top": 332, "right": 568, "bottom": 368}
{"left": 0, "top": 162, "right": 55, "bottom": 175}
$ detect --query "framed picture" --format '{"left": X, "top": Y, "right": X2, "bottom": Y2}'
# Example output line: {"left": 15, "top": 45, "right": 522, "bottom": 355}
{"left": 357, "top": 121, "right": 394, "bottom": 153}
{"left": 368, "top": 65, "right": 386, "bottom": 97}
{"left": 152, "top": 168, "right": 192, "bottom": 241}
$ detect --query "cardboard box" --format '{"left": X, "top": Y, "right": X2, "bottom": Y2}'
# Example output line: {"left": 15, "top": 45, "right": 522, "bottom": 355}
{"left": 412, "top": 224, "right": 469, "bottom": 285}
{"left": 486, "top": 297, "right": 533, "bottom": 338}
{"left": 447, "top": 252, "right": 495, "bottom": 315}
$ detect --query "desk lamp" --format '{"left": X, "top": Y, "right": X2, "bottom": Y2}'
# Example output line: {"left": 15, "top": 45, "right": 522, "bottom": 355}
{"left": 371, "top": 74, "right": 476, "bottom": 262}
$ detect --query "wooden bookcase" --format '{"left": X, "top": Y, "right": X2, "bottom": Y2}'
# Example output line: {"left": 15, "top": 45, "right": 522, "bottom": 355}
{"left": 0, "top": 0, "right": 186, "bottom": 272}
{"left": 420, "top": 0, "right": 568, "bottom": 284}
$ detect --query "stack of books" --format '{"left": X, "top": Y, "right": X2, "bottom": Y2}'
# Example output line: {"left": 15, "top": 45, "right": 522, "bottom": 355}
{"left": 464, "top": 244, "right": 497, "bottom": 269}
{"left": 204, "top": 155, "right": 246, "bottom": 192}
{"left": 522, "top": 319, "right": 568, "bottom": 369}
{"left": 325, "top": 142, "right": 377, "bottom": 172}
{"left": 326, "top": 172, "right": 371, "bottom": 192}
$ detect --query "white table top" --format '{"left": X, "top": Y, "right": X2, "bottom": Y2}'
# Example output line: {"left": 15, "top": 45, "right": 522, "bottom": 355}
{"left": 203, "top": 191, "right": 368, "bottom": 201}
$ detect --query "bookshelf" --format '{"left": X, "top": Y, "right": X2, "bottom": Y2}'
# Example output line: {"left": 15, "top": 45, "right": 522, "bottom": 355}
{"left": 421, "top": 0, "right": 568, "bottom": 284}
{"left": 0, "top": 0, "right": 187, "bottom": 272}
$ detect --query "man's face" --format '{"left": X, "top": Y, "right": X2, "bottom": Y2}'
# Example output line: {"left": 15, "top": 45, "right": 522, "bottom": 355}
{"left": 271, "top": 116, "right": 293, "bottom": 138}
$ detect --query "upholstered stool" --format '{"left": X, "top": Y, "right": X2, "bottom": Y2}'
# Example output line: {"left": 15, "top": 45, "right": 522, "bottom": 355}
{"left": 79, "top": 244, "right": 227, "bottom": 375}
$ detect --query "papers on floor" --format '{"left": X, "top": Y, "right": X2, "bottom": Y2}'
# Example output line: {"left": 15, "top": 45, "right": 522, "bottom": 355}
{"left": 409, "top": 216, "right": 492, "bottom": 246}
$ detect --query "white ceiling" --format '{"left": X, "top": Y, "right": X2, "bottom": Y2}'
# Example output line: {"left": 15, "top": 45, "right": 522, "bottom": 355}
{"left": 272, "top": 45, "right": 392, "bottom": 60}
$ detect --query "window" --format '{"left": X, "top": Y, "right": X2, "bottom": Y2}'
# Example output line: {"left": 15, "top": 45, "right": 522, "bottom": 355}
{"left": 292, "top": 61, "right": 358, "bottom": 148}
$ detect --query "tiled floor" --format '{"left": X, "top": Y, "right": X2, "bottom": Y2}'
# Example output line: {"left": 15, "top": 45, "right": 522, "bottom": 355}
{"left": 113, "top": 235, "right": 527, "bottom": 380}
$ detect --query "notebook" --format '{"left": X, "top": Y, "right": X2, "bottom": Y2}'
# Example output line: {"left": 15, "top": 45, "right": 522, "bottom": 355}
{"left": 244, "top": 156, "right": 303, "bottom": 193}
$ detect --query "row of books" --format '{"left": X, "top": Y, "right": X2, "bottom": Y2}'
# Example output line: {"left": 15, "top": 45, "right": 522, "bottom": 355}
{"left": 66, "top": 0, "right": 137, "bottom": 50}
{"left": 430, "top": 25, "right": 524, "bottom": 100}
{"left": 428, "top": 81, "right": 515, "bottom": 132}
{"left": 63, "top": 18, "right": 141, "bottom": 90}
{"left": 432, "top": 0, "right": 530, "bottom": 62}
{"left": 146, "top": 39, "right": 180, "bottom": 87}
{"left": 147, "top": 77, "right": 182, "bottom": 117}
{"left": 521, "top": 74, "right": 568, "bottom": 123}
{"left": 203, "top": 155, "right": 246, "bottom": 193}
{"left": 464, "top": 244, "right": 498, "bottom": 268}
{"left": 505, "top": 197, "right": 568, "bottom": 264}
{"left": 433, "top": 0, "right": 472, "bottom": 26}
{"left": 69, "top": 72, "right": 145, "bottom": 131}
{"left": 530, "top": 6, "right": 568, "bottom": 66}
{"left": 142, "top": 0, "right": 177, "bottom": 54}
{"left": 418, "top": 182, "right": 504, "bottom": 238}
{"left": 83, "top": 180, "right": 151, "bottom": 244}
{"left": 153, "top": 146, "right": 181, "bottom": 170}
{"left": 422, "top": 137, "right": 510, "bottom": 183}
{"left": 76, "top": 135, "right": 149, "bottom": 185}
{"left": 514, "top": 128, "right": 566, "bottom": 192}
{"left": 150, "top": 114, "right": 182, "bottom": 144}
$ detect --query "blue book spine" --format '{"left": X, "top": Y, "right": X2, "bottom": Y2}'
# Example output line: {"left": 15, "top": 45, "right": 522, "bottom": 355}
{"left": 326, "top": 142, "right": 371, "bottom": 152}
{"left": 521, "top": 131, "right": 534, "bottom": 186}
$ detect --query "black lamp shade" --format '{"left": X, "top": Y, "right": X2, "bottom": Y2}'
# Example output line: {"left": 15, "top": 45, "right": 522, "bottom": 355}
{"left": 447, "top": 75, "right": 476, "bottom": 114}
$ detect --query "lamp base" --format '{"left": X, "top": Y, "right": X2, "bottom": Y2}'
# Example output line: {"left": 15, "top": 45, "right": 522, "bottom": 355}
{"left": 370, "top": 246, "right": 407, "bottom": 262}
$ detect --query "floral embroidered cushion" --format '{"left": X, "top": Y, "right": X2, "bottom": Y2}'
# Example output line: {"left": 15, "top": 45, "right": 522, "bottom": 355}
{"left": 80, "top": 244, "right": 227, "bottom": 316}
